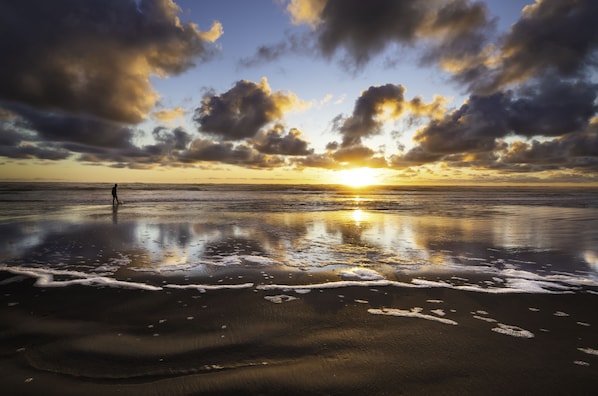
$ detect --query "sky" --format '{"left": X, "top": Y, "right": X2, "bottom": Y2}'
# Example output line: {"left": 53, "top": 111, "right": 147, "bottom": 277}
{"left": 1, "top": 0, "right": 598, "bottom": 185}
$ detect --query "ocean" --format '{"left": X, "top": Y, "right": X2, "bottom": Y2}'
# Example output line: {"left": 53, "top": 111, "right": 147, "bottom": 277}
{"left": 1, "top": 183, "right": 597, "bottom": 394}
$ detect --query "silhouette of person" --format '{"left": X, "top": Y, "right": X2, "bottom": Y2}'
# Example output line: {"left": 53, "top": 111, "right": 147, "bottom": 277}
{"left": 112, "top": 183, "right": 119, "bottom": 205}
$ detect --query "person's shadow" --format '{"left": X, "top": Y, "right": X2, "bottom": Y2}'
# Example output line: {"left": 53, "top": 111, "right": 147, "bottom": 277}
{"left": 112, "top": 204, "right": 118, "bottom": 224}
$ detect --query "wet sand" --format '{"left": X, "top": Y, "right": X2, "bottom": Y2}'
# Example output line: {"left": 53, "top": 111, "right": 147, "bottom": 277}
{"left": 1, "top": 270, "right": 597, "bottom": 395}
{"left": 1, "top": 184, "right": 598, "bottom": 394}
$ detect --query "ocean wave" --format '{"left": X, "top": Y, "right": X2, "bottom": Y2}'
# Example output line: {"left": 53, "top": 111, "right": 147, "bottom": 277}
{"left": 2, "top": 262, "right": 597, "bottom": 295}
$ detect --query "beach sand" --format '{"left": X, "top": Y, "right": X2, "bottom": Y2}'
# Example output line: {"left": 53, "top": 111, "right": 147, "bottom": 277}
{"left": 1, "top": 269, "right": 597, "bottom": 395}
{"left": 2, "top": 184, "right": 598, "bottom": 394}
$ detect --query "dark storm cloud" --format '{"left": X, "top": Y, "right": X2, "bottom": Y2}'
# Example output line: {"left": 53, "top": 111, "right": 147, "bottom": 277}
{"left": 413, "top": 77, "right": 598, "bottom": 155}
{"left": 293, "top": 144, "right": 387, "bottom": 170}
{"left": 500, "top": 128, "right": 598, "bottom": 171}
{"left": 316, "top": 0, "right": 489, "bottom": 67}
{"left": 508, "top": 78, "right": 598, "bottom": 138}
{"left": 1, "top": 100, "right": 203, "bottom": 167}
{"left": 76, "top": 126, "right": 196, "bottom": 167}
{"left": 0, "top": 142, "right": 71, "bottom": 161}
{"left": 0, "top": 128, "right": 22, "bottom": 147}
{"left": 152, "top": 126, "right": 193, "bottom": 151}
{"left": 389, "top": 146, "right": 444, "bottom": 169}
{"left": 331, "top": 145, "right": 376, "bottom": 163}
{"left": 194, "top": 79, "right": 305, "bottom": 140}
{"left": 11, "top": 105, "right": 138, "bottom": 150}
{"left": 0, "top": 104, "right": 136, "bottom": 161}
{"left": 294, "top": 153, "right": 340, "bottom": 169}
{"left": 180, "top": 138, "right": 285, "bottom": 168}
{"left": 334, "top": 83, "right": 445, "bottom": 148}
{"left": 317, "top": 83, "right": 443, "bottom": 169}
{"left": 252, "top": 124, "right": 313, "bottom": 156}
{"left": 458, "top": 0, "right": 598, "bottom": 93}
{"left": 336, "top": 84, "right": 407, "bottom": 147}
{"left": 0, "top": 0, "right": 222, "bottom": 123}
{"left": 244, "top": 0, "right": 490, "bottom": 69}
{"left": 392, "top": 126, "right": 598, "bottom": 174}
{"left": 414, "top": 92, "right": 510, "bottom": 155}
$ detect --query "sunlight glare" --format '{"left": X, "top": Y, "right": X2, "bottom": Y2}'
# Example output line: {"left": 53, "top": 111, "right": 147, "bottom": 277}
{"left": 337, "top": 168, "right": 378, "bottom": 187}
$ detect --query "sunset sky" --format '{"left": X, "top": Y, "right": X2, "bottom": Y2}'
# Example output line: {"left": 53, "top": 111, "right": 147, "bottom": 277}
{"left": 1, "top": 0, "right": 597, "bottom": 185}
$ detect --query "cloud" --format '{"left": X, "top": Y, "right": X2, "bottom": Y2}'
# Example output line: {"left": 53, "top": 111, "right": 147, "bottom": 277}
{"left": 180, "top": 138, "right": 285, "bottom": 168}
{"left": 1, "top": 102, "right": 200, "bottom": 167}
{"left": 295, "top": 153, "right": 340, "bottom": 169}
{"left": 412, "top": 76, "right": 598, "bottom": 155}
{"left": 152, "top": 126, "right": 193, "bottom": 151}
{"left": 252, "top": 124, "right": 313, "bottom": 156}
{"left": 285, "top": 0, "right": 325, "bottom": 26}
{"left": 247, "top": 0, "right": 491, "bottom": 69}
{"left": 331, "top": 144, "right": 375, "bottom": 163}
{"left": 389, "top": 146, "right": 444, "bottom": 169}
{"left": 508, "top": 78, "right": 598, "bottom": 138}
{"left": 334, "top": 84, "right": 445, "bottom": 148}
{"left": 499, "top": 126, "right": 598, "bottom": 172}
{"left": 152, "top": 106, "right": 187, "bottom": 122}
{"left": 77, "top": 125, "right": 195, "bottom": 167}
{"left": 238, "top": 32, "right": 315, "bottom": 68}
{"left": 194, "top": 77, "right": 309, "bottom": 140}
{"left": 0, "top": 0, "right": 222, "bottom": 123}
{"left": 455, "top": 0, "right": 598, "bottom": 93}
{"left": 0, "top": 142, "right": 71, "bottom": 161}
{"left": 389, "top": 72, "right": 598, "bottom": 174}
{"left": 4, "top": 104, "right": 137, "bottom": 151}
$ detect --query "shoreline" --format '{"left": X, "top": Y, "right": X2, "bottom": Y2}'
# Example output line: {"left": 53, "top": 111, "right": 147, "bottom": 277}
{"left": 1, "top": 270, "right": 597, "bottom": 395}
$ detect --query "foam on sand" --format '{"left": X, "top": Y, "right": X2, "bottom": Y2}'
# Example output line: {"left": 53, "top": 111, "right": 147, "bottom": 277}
{"left": 264, "top": 295, "right": 298, "bottom": 304}
{"left": 164, "top": 283, "right": 254, "bottom": 292}
{"left": 256, "top": 279, "right": 423, "bottom": 292}
{"left": 340, "top": 267, "right": 384, "bottom": 280}
{"left": 578, "top": 347, "right": 598, "bottom": 356}
{"left": 491, "top": 323, "right": 534, "bottom": 338}
{"left": 0, "top": 265, "right": 161, "bottom": 291}
{"left": 368, "top": 307, "right": 458, "bottom": 325}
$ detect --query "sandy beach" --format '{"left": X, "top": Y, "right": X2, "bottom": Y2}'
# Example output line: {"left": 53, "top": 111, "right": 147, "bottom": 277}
{"left": 1, "top": 184, "right": 598, "bottom": 395}
{"left": 1, "top": 269, "right": 597, "bottom": 395}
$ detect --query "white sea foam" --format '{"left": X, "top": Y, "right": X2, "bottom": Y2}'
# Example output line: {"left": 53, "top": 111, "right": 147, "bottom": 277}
{"left": 554, "top": 311, "right": 569, "bottom": 317}
{"left": 164, "top": 283, "right": 254, "bottom": 292}
{"left": 491, "top": 323, "right": 534, "bottom": 338}
{"left": 0, "top": 265, "right": 161, "bottom": 291}
{"left": 257, "top": 279, "right": 423, "bottom": 291}
{"left": 240, "top": 255, "right": 278, "bottom": 266}
{"left": 368, "top": 307, "right": 458, "bottom": 325}
{"left": 411, "top": 279, "right": 453, "bottom": 288}
{"left": 340, "top": 268, "right": 384, "bottom": 280}
{"left": 264, "top": 295, "right": 298, "bottom": 304}
{"left": 578, "top": 347, "right": 598, "bottom": 356}
{"left": 2, "top": 257, "right": 596, "bottom": 295}
{"left": 473, "top": 315, "right": 497, "bottom": 323}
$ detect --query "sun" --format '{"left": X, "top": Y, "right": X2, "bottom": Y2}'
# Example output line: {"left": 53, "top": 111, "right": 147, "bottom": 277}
{"left": 336, "top": 167, "right": 378, "bottom": 187}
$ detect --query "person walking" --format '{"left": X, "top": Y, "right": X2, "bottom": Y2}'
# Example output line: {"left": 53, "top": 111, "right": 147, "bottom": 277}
{"left": 112, "top": 184, "right": 120, "bottom": 205}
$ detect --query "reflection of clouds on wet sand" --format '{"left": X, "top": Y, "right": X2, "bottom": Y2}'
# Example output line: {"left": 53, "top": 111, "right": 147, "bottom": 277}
{"left": 1, "top": 198, "right": 598, "bottom": 295}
